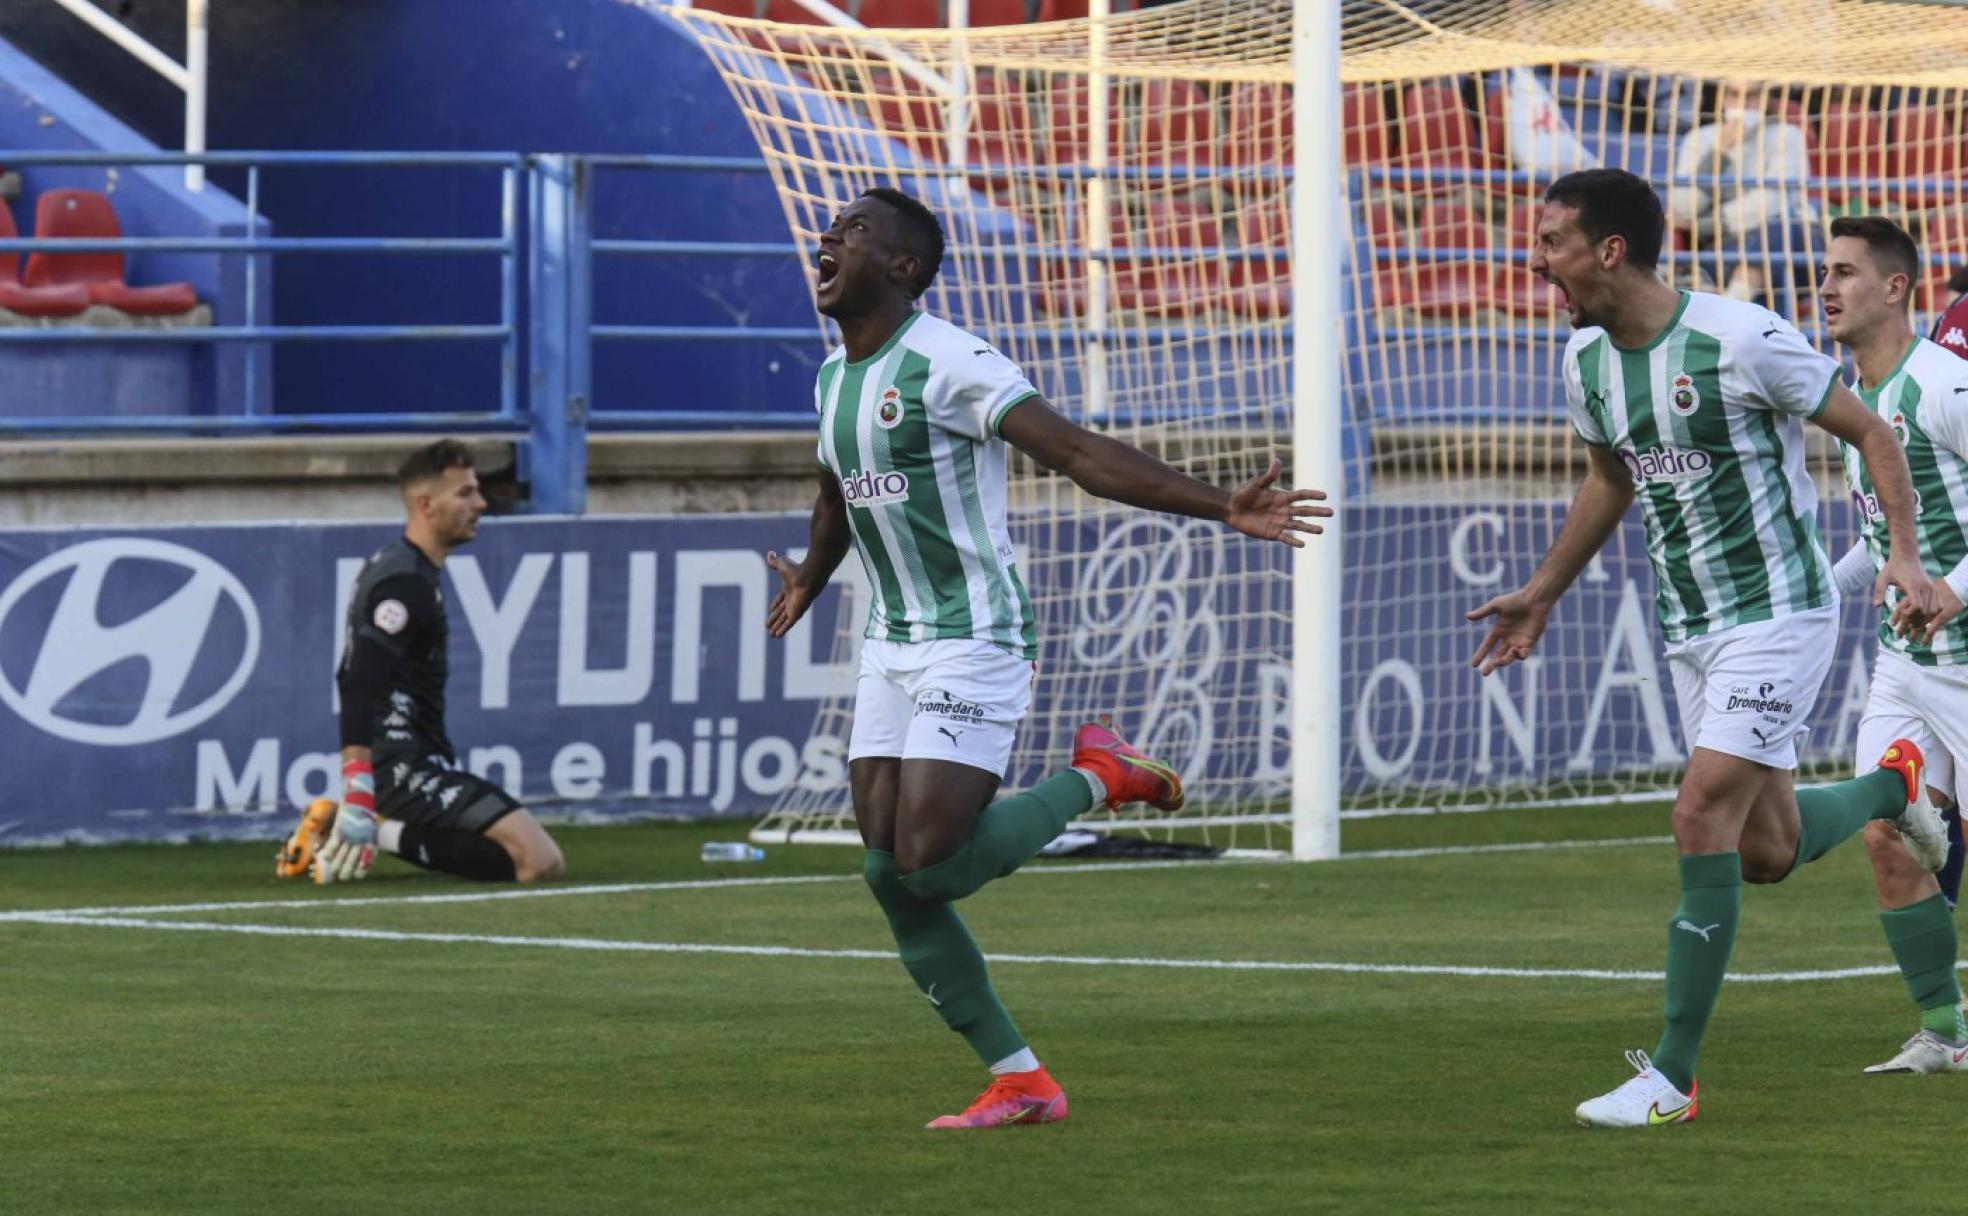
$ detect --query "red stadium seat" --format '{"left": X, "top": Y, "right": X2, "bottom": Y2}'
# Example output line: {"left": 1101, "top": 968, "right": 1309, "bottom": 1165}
{"left": 22, "top": 189, "right": 198, "bottom": 315}
{"left": 1398, "top": 83, "right": 1478, "bottom": 169}
{"left": 1140, "top": 79, "right": 1215, "bottom": 162}
{"left": 1226, "top": 260, "right": 1290, "bottom": 318}
{"left": 1227, "top": 207, "right": 1290, "bottom": 318}
{"left": 1375, "top": 263, "right": 1488, "bottom": 319}
{"left": 0, "top": 200, "right": 89, "bottom": 317}
{"left": 1224, "top": 82, "right": 1292, "bottom": 166}
{"left": 970, "top": 71, "right": 1036, "bottom": 168}
{"left": 1030, "top": 256, "right": 1220, "bottom": 318}
{"left": 867, "top": 68, "right": 945, "bottom": 159}
{"left": 1482, "top": 80, "right": 1508, "bottom": 166}
{"left": 1812, "top": 97, "right": 1888, "bottom": 199}
{"left": 1115, "top": 196, "right": 1222, "bottom": 250}
{"left": 857, "top": 0, "right": 940, "bottom": 26}
{"left": 1893, "top": 103, "right": 1964, "bottom": 204}
{"left": 1044, "top": 78, "right": 1124, "bottom": 164}
{"left": 1342, "top": 83, "right": 1387, "bottom": 165}
{"left": 1357, "top": 195, "right": 1403, "bottom": 248}
{"left": 763, "top": 0, "right": 832, "bottom": 22}
{"left": 1488, "top": 263, "right": 1563, "bottom": 316}
{"left": 1415, "top": 199, "right": 1490, "bottom": 249}
{"left": 967, "top": 0, "right": 1032, "bottom": 24}
{"left": 1111, "top": 259, "right": 1220, "bottom": 317}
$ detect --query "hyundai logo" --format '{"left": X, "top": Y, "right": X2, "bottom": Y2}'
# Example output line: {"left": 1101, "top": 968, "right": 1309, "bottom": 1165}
{"left": 0, "top": 539, "right": 260, "bottom": 746}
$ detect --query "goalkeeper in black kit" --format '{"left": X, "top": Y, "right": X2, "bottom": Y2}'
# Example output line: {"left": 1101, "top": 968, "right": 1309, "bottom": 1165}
{"left": 275, "top": 440, "right": 567, "bottom": 884}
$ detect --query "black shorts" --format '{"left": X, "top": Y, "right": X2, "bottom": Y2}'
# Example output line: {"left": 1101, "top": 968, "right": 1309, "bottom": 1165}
{"left": 375, "top": 755, "right": 522, "bottom": 835}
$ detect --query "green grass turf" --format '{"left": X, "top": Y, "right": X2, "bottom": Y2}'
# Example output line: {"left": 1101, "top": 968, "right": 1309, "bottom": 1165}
{"left": 1, "top": 807, "right": 1960, "bottom": 1215}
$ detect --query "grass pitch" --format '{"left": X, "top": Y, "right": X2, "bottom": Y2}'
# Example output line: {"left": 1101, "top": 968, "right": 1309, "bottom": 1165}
{"left": 1, "top": 805, "right": 1958, "bottom": 1215}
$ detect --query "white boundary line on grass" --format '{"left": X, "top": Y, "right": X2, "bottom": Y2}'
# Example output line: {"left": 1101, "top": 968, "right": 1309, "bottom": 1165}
{"left": 11, "top": 911, "right": 1949, "bottom": 985}
{"left": 0, "top": 834, "right": 1672, "bottom": 924}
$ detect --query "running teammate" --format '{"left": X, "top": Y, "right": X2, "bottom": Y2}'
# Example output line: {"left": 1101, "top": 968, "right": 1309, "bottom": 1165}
{"left": 1466, "top": 169, "right": 1944, "bottom": 1127}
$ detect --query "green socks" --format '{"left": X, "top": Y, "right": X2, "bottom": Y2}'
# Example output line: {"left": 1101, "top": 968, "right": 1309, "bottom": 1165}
{"left": 1881, "top": 893, "right": 1967, "bottom": 1039}
{"left": 863, "top": 849, "right": 1027, "bottom": 1065}
{"left": 1651, "top": 851, "right": 1742, "bottom": 1094}
{"left": 897, "top": 771, "right": 1094, "bottom": 903}
{"left": 1789, "top": 768, "right": 1908, "bottom": 874}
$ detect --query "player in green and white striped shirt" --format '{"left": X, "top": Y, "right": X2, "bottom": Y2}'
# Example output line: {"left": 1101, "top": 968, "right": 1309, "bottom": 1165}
{"left": 1818, "top": 215, "right": 1968, "bottom": 1074}
{"left": 763, "top": 187, "right": 1332, "bottom": 1129}
{"left": 1467, "top": 169, "right": 1943, "bottom": 1127}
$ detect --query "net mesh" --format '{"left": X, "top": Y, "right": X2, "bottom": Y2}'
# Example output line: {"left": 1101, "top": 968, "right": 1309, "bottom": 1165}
{"left": 650, "top": 0, "right": 1968, "bottom": 846}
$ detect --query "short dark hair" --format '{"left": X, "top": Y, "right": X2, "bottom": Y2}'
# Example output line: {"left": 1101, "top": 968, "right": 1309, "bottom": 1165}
{"left": 1830, "top": 215, "right": 1920, "bottom": 306}
{"left": 397, "top": 439, "right": 474, "bottom": 491}
{"left": 1544, "top": 168, "right": 1665, "bottom": 271}
{"left": 860, "top": 186, "right": 945, "bottom": 298}
{"left": 1949, "top": 263, "right": 1968, "bottom": 295}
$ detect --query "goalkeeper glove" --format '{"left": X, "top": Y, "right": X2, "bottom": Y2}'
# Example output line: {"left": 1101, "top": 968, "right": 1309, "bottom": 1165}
{"left": 315, "top": 758, "right": 380, "bottom": 885}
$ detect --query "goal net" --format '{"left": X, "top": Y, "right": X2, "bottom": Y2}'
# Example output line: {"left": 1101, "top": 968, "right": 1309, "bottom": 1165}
{"left": 652, "top": 0, "right": 1968, "bottom": 851}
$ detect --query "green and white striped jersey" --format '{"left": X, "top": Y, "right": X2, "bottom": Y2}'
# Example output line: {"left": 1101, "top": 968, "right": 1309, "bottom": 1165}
{"left": 1564, "top": 290, "right": 1840, "bottom": 642}
{"left": 1838, "top": 337, "right": 1968, "bottom": 666}
{"left": 815, "top": 311, "right": 1040, "bottom": 658}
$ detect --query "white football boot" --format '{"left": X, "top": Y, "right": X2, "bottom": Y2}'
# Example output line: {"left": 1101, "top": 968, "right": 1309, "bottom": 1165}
{"left": 1863, "top": 1029, "right": 1968, "bottom": 1075}
{"left": 1574, "top": 1050, "right": 1698, "bottom": 1128}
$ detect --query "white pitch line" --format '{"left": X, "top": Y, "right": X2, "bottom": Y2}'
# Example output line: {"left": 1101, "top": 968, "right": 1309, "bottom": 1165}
{"left": 0, "top": 835, "right": 1671, "bottom": 925}
{"left": 1336, "top": 835, "right": 1673, "bottom": 861}
{"left": 0, "top": 858, "right": 1244, "bottom": 923}
{"left": 13, "top": 912, "right": 1952, "bottom": 985}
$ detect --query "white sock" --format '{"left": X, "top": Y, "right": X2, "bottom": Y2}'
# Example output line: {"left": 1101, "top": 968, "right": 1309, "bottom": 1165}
{"left": 989, "top": 1048, "right": 1040, "bottom": 1076}
{"left": 377, "top": 820, "right": 404, "bottom": 855}
{"left": 1072, "top": 766, "right": 1107, "bottom": 808}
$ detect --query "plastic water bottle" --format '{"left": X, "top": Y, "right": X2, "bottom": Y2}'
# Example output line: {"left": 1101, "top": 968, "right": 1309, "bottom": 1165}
{"left": 700, "top": 841, "right": 766, "bottom": 863}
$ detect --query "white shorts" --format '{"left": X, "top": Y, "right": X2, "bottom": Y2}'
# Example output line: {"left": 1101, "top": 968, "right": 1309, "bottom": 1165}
{"left": 846, "top": 637, "right": 1035, "bottom": 776}
{"left": 1665, "top": 606, "right": 1837, "bottom": 770}
{"left": 1854, "top": 650, "right": 1966, "bottom": 801}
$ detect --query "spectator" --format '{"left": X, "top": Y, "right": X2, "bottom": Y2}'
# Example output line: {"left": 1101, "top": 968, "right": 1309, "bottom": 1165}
{"left": 1669, "top": 81, "right": 1816, "bottom": 304}
{"left": 1930, "top": 263, "right": 1968, "bottom": 357}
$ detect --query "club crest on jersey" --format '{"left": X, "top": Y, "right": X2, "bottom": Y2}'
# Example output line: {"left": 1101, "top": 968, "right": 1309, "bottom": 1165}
{"left": 1670, "top": 372, "right": 1700, "bottom": 416}
{"left": 1891, "top": 411, "right": 1910, "bottom": 446}
{"left": 840, "top": 468, "right": 910, "bottom": 507}
{"left": 876, "top": 386, "right": 904, "bottom": 430}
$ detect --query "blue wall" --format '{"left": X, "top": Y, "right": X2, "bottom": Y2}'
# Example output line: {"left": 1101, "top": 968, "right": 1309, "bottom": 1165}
{"left": 0, "top": 0, "right": 823, "bottom": 419}
{"left": 0, "top": 36, "right": 269, "bottom": 416}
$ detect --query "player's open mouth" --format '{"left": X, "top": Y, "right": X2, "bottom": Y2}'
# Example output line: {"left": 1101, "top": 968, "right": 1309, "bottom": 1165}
{"left": 817, "top": 251, "right": 840, "bottom": 287}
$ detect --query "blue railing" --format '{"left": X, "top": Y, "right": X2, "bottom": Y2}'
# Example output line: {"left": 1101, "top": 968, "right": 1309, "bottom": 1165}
{"left": 10, "top": 148, "right": 1903, "bottom": 510}
{"left": 0, "top": 150, "right": 524, "bottom": 429}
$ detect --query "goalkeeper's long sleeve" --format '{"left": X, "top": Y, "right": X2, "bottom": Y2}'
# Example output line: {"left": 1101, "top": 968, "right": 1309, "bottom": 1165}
{"left": 337, "top": 634, "right": 397, "bottom": 750}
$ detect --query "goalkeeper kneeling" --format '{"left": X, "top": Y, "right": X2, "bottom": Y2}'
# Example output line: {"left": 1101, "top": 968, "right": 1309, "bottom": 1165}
{"left": 275, "top": 440, "right": 566, "bottom": 885}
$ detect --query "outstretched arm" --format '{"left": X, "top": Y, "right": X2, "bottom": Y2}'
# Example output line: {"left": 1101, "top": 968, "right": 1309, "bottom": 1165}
{"left": 767, "top": 469, "right": 851, "bottom": 638}
{"left": 1468, "top": 443, "right": 1633, "bottom": 675}
{"left": 997, "top": 396, "right": 1332, "bottom": 546}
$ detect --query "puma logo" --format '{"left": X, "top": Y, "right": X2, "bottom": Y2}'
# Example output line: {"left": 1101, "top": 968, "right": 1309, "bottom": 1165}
{"left": 1676, "top": 919, "right": 1722, "bottom": 942}
{"left": 1762, "top": 323, "right": 1782, "bottom": 339}
{"left": 937, "top": 726, "right": 963, "bottom": 746}
{"left": 925, "top": 983, "right": 943, "bottom": 1007}
{"left": 1751, "top": 726, "right": 1771, "bottom": 746}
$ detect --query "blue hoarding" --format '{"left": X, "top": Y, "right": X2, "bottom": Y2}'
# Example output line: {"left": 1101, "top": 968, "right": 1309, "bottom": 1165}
{"left": 0, "top": 505, "right": 1881, "bottom": 846}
